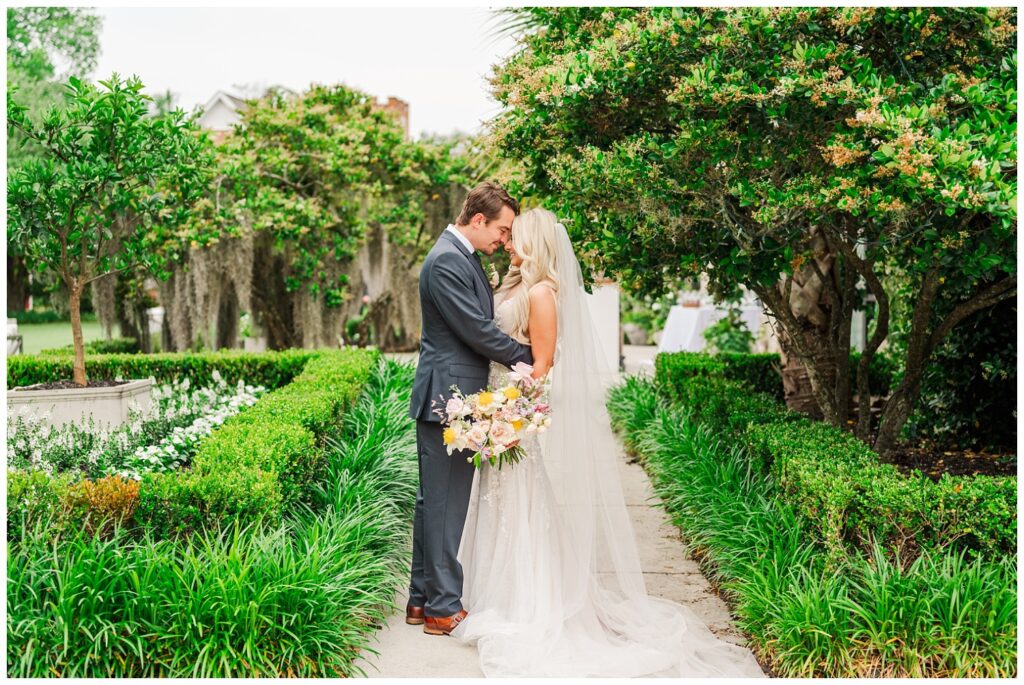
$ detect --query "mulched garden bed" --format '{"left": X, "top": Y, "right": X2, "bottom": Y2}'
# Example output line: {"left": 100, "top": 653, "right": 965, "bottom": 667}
{"left": 843, "top": 398, "right": 1017, "bottom": 480}
{"left": 886, "top": 443, "right": 1016, "bottom": 480}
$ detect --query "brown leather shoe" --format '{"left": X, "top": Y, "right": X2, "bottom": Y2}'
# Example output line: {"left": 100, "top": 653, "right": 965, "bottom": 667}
{"left": 405, "top": 603, "right": 425, "bottom": 625}
{"left": 423, "top": 609, "right": 468, "bottom": 636}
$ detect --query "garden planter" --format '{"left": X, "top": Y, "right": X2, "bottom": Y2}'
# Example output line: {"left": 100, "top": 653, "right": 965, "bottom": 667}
{"left": 8, "top": 378, "right": 153, "bottom": 429}
{"left": 243, "top": 336, "right": 267, "bottom": 352}
{"left": 623, "top": 323, "right": 649, "bottom": 346}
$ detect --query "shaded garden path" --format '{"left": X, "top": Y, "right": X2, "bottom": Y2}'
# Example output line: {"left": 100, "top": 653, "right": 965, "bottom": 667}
{"left": 356, "top": 352, "right": 763, "bottom": 677}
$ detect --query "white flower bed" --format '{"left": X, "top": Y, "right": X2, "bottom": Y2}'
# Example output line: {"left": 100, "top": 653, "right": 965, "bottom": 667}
{"left": 7, "top": 371, "right": 265, "bottom": 481}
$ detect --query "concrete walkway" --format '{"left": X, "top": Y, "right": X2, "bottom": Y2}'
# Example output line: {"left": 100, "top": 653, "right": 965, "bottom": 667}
{"left": 353, "top": 398, "right": 762, "bottom": 676}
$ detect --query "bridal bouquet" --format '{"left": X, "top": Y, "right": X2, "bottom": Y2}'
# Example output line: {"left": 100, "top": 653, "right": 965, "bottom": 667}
{"left": 433, "top": 362, "right": 551, "bottom": 469}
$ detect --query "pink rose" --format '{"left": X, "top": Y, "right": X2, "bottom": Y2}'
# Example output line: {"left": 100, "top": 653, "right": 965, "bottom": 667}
{"left": 446, "top": 397, "right": 466, "bottom": 418}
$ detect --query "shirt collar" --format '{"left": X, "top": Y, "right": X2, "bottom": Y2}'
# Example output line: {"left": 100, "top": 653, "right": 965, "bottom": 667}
{"left": 445, "top": 224, "right": 476, "bottom": 256}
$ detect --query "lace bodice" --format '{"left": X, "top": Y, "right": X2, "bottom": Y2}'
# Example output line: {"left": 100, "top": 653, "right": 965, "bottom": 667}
{"left": 494, "top": 282, "right": 559, "bottom": 346}
{"left": 494, "top": 286, "right": 529, "bottom": 345}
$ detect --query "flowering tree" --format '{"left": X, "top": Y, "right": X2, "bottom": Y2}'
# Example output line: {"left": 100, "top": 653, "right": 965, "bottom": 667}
{"left": 174, "top": 83, "right": 468, "bottom": 349}
{"left": 7, "top": 74, "right": 212, "bottom": 385}
{"left": 208, "top": 84, "right": 463, "bottom": 305}
{"left": 490, "top": 7, "right": 1016, "bottom": 456}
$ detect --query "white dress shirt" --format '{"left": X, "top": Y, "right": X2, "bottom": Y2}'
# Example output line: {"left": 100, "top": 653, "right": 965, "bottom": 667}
{"left": 445, "top": 224, "right": 476, "bottom": 255}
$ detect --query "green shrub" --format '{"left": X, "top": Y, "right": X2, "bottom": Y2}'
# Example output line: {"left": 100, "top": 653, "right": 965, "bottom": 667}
{"left": 7, "top": 309, "right": 77, "bottom": 324}
{"left": 134, "top": 348, "right": 379, "bottom": 536}
{"left": 900, "top": 298, "right": 1016, "bottom": 451}
{"left": 656, "top": 351, "right": 782, "bottom": 400}
{"left": 655, "top": 352, "right": 1016, "bottom": 559}
{"left": 8, "top": 348, "right": 317, "bottom": 389}
{"left": 702, "top": 309, "right": 755, "bottom": 354}
{"left": 656, "top": 350, "right": 898, "bottom": 405}
{"left": 7, "top": 468, "right": 76, "bottom": 543}
{"left": 6, "top": 359, "right": 419, "bottom": 677}
{"left": 9, "top": 348, "right": 380, "bottom": 542}
{"left": 608, "top": 378, "right": 1016, "bottom": 677}
{"left": 39, "top": 337, "right": 140, "bottom": 356}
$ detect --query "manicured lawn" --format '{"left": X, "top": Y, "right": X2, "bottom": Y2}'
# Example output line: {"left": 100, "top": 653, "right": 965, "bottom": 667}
{"left": 16, "top": 321, "right": 120, "bottom": 355}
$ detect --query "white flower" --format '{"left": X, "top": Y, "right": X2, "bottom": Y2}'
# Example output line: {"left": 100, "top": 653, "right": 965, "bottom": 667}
{"left": 465, "top": 426, "right": 488, "bottom": 449}
{"left": 488, "top": 421, "right": 515, "bottom": 446}
{"left": 446, "top": 397, "right": 470, "bottom": 418}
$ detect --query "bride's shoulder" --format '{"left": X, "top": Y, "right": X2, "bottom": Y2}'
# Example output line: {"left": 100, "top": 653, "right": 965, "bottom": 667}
{"left": 527, "top": 281, "right": 558, "bottom": 313}
{"left": 528, "top": 280, "right": 557, "bottom": 298}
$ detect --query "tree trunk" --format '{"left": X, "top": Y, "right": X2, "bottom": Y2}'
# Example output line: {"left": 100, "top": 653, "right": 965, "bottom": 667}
{"left": 135, "top": 300, "right": 152, "bottom": 354}
{"left": 874, "top": 386, "right": 918, "bottom": 457}
{"left": 7, "top": 255, "right": 30, "bottom": 312}
{"left": 215, "top": 284, "right": 239, "bottom": 350}
{"left": 872, "top": 272, "right": 1015, "bottom": 457}
{"left": 251, "top": 233, "right": 297, "bottom": 350}
{"left": 777, "top": 324, "right": 836, "bottom": 419}
{"left": 69, "top": 282, "right": 87, "bottom": 386}
{"left": 765, "top": 226, "right": 844, "bottom": 425}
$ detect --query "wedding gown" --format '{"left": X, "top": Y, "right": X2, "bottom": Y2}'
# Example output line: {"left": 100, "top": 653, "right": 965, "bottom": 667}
{"left": 451, "top": 283, "right": 766, "bottom": 678}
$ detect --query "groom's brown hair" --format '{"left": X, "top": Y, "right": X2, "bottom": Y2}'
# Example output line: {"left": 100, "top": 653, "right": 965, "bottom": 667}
{"left": 456, "top": 181, "right": 520, "bottom": 225}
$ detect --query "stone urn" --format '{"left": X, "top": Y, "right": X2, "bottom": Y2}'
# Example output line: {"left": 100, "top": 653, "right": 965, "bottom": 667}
{"left": 8, "top": 379, "right": 154, "bottom": 430}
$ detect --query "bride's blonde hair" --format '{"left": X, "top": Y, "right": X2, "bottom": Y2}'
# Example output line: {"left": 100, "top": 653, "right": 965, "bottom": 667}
{"left": 495, "top": 208, "right": 560, "bottom": 342}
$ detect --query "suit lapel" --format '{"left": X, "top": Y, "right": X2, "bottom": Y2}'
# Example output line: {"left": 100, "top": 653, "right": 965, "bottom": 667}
{"left": 440, "top": 231, "right": 494, "bottom": 317}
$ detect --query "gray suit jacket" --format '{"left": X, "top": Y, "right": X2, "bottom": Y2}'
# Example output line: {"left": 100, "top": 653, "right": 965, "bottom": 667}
{"left": 409, "top": 230, "right": 533, "bottom": 422}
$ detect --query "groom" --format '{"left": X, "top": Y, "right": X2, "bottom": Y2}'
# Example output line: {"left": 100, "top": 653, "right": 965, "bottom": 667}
{"left": 407, "top": 182, "right": 533, "bottom": 635}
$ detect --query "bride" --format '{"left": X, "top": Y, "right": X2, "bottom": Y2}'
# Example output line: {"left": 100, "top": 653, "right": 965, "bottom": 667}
{"left": 450, "top": 208, "right": 765, "bottom": 678}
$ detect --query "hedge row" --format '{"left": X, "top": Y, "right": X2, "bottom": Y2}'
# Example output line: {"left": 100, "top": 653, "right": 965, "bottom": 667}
{"left": 39, "top": 337, "right": 140, "bottom": 356}
{"left": 136, "top": 348, "right": 381, "bottom": 538}
{"left": 8, "top": 310, "right": 95, "bottom": 325}
{"left": 654, "top": 353, "right": 1016, "bottom": 559}
{"left": 7, "top": 348, "right": 318, "bottom": 390}
{"left": 7, "top": 347, "right": 380, "bottom": 543}
{"left": 654, "top": 350, "right": 898, "bottom": 403}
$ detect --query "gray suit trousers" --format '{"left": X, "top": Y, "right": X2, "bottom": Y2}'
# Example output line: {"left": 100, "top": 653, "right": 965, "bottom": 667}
{"left": 408, "top": 419, "right": 476, "bottom": 617}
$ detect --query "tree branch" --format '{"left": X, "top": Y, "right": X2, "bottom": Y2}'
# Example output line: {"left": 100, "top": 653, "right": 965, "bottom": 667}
{"left": 925, "top": 276, "right": 1016, "bottom": 359}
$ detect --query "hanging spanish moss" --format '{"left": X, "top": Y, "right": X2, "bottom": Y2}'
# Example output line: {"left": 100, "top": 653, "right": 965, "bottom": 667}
{"left": 149, "top": 182, "right": 466, "bottom": 353}
{"left": 158, "top": 229, "right": 255, "bottom": 352}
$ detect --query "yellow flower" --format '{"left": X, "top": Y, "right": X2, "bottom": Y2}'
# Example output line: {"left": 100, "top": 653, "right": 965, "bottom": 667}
{"left": 503, "top": 386, "right": 521, "bottom": 401}
{"left": 443, "top": 427, "right": 456, "bottom": 445}
{"left": 478, "top": 392, "right": 494, "bottom": 408}
{"left": 511, "top": 419, "right": 524, "bottom": 432}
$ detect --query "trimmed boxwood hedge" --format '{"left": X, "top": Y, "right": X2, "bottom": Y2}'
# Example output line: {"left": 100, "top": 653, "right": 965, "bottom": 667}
{"left": 39, "top": 337, "right": 141, "bottom": 356}
{"left": 7, "top": 348, "right": 317, "bottom": 390}
{"left": 136, "top": 348, "right": 380, "bottom": 538}
{"left": 655, "top": 349, "right": 898, "bottom": 403}
{"left": 654, "top": 352, "right": 1016, "bottom": 559}
{"left": 7, "top": 347, "right": 380, "bottom": 542}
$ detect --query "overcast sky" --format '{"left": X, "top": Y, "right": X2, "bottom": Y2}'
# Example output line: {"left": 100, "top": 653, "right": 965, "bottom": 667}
{"left": 91, "top": 7, "right": 521, "bottom": 139}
